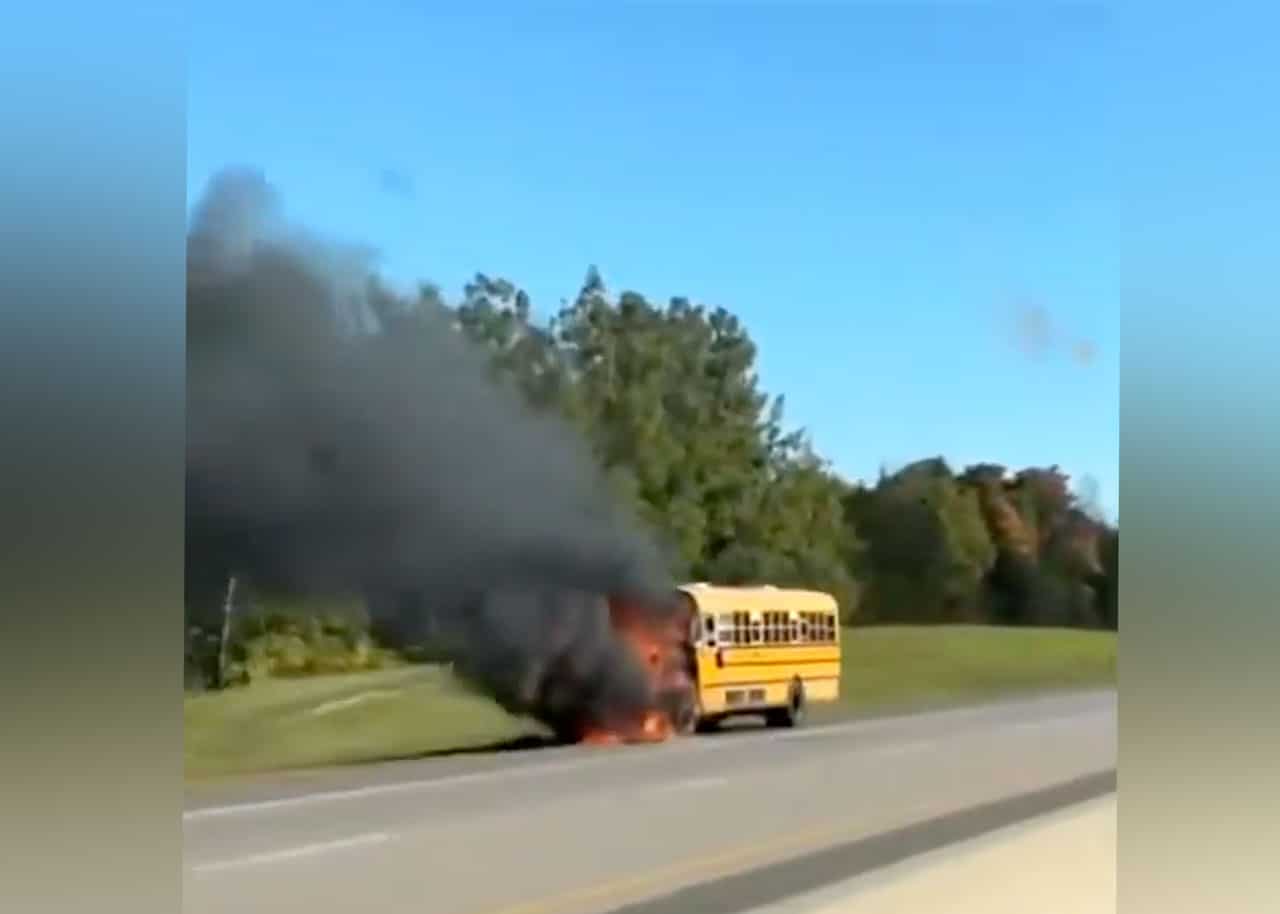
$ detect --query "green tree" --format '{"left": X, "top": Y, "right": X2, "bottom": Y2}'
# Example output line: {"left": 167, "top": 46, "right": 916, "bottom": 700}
{"left": 848, "top": 459, "right": 994, "bottom": 624}
{"left": 454, "top": 273, "right": 569, "bottom": 412}
{"left": 1097, "top": 528, "right": 1119, "bottom": 630}
{"left": 708, "top": 444, "right": 862, "bottom": 620}
{"left": 547, "top": 269, "right": 863, "bottom": 616}
{"left": 552, "top": 273, "right": 775, "bottom": 574}
{"left": 188, "top": 220, "right": 1120, "bottom": 656}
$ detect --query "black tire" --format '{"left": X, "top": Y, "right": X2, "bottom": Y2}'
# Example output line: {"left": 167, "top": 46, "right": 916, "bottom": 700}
{"left": 673, "top": 704, "right": 699, "bottom": 736}
{"left": 766, "top": 678, "right": 807, "bottom": 729}
{"left": 660, "top": 686, "right": 700, "bottom": 736}
{"left": 695, "top": 715, "right": 722, "bottom": 734}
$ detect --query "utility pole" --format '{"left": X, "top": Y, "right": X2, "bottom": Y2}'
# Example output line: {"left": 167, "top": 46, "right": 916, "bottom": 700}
{"left": 216, "top": 574, "right": 238, "bottom": 689}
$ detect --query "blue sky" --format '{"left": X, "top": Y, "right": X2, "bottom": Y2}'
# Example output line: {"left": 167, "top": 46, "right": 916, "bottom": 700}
{"left": 189, "top": 3, "right": 1131, "bottom": 518}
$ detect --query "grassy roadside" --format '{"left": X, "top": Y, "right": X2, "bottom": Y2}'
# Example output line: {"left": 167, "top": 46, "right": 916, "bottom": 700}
{"left": 825, "top": 625, "right": 1116, "bottom": 717}
{"left": 184, "top": 625, "right": 1116, "bottom": 780}
{"left": 183, "top": 665, "right": 542, "bottom": 779}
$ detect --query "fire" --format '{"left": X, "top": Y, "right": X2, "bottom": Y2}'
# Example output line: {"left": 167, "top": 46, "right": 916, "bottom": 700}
{"left": 579, "top": 710, "right": 671, "bottom": 747}
{"left": 573, "top": 596, "right": 694, "bottom": 746}
{"left": 580, "top": 728, "right": 622, "bottom": 747}
{"left": 642, "top": 710, "right": 671, "bottom": 739}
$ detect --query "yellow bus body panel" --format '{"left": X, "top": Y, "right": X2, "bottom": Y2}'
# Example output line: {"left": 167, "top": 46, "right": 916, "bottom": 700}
{"left": 677, "top": 584, "right": 842, "bottom": 717}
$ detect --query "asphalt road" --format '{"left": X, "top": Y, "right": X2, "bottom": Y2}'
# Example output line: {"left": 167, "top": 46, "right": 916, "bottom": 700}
{"left": 183, "top": 690, "right": 1116, "bottom": 914}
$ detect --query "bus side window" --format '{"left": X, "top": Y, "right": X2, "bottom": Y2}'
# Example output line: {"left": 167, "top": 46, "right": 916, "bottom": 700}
{"left": 718, "top": 613, "right": 735, "bottom": 646}
{"left": 703, "top": 614, "right": 716, "bottom": 647}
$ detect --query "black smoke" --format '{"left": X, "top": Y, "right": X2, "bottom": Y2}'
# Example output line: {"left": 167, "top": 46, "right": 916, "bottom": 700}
{"left": 186, "top": 167, "right": 677, "bottom": 734}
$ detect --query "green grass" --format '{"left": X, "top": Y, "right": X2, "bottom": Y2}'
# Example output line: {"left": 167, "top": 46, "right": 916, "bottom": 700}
{"left": 821, "top": 624, "right": 1116, "bottom": 719}
{"left": 184, "top": 625, "right": 1116, "bottom": 780}
{"left": 184, "top": 665, "right": 541, "bottom": 780}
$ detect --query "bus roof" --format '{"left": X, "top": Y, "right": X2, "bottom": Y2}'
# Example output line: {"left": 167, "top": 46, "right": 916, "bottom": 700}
{"left": 676, "top": 583, "right": 839, "bottom": 614}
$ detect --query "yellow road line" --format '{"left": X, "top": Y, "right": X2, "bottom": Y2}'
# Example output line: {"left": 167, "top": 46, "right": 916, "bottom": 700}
{"left": 462, "top": 818, "right": 862, "bottom": 914}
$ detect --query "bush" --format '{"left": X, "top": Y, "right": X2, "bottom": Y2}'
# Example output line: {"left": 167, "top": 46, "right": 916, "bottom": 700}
{"left": 204, "top": 611, "right": 408, "bottom": 686}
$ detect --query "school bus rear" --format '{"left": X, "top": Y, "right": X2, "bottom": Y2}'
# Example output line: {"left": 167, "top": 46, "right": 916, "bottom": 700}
{"left": 677, "top": 584, "right": 841, "bottom": 729}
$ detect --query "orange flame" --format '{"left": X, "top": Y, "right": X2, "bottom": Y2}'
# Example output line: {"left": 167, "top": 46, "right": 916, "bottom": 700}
{"left": 580, "top": 709, "right": 671, "bottom": 746}
{"left": 573, "top": 597, "right": 692, "bottom": 746}
{"left": 580, "top": 728, "right": 622, "bottom": 747}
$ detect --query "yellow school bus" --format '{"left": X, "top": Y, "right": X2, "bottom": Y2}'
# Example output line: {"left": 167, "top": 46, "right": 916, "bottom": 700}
{"left": 675, "top": 583, "right": 841, "bottom": 731}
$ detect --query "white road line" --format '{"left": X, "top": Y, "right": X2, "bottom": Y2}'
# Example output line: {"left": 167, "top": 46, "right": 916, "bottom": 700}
{"left": 183, "top": 757, "right": 609, "bottom": 821}
{"left": 188, "top": 832, "right": 393, "bottom": 875}
{"left": 183, "top": 699, "right": 1109, "bottom": 822}
{"left": 871, "top": 738, "right": 939, "bottom": 756}
{"left": 651, "top": 775, "right": 730, "bottom": 793}
{"left": 180, "top": 723, "right": 841, "bottom": 821}
{"left": 1005, "top": 711, "right": 1108, "bottom": 733}
{"left": 181, "top": 722, "right": 918, "bottom": 822}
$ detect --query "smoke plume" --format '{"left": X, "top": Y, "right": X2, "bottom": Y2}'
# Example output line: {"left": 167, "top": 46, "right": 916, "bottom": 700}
{"left": 1009, "top": 300, "right": 1098, "bottom": 366}
{"left": 186, "top": 167, "right": 676, "bottom": 735}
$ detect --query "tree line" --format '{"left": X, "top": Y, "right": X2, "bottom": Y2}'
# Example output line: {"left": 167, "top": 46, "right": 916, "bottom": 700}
{"left": 186, "top": 261, "right": 1117, "bottom": 688}
{"left": 447, "top": 268, "right": 1117, "bottom": 630}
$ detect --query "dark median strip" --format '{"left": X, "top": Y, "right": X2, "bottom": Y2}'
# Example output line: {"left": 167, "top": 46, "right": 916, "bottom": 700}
{"left": 603, "top": 769, "right": 1116, "bottom": 914}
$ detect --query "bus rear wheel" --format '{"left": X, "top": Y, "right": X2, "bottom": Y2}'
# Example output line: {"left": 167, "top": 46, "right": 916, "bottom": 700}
{"left": 695, "top": 715, "right": 722, "bottom": 734}
{"left": 673, "top": 704, "right": 699, "bottom": 736}
{"left": 766, "top": 679, "right": 806, "bottom": 729}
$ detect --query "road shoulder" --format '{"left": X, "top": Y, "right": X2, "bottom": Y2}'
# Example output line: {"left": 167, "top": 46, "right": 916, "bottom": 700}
{"left": 766, "top": 791, "right": 1116, "bottom": 914}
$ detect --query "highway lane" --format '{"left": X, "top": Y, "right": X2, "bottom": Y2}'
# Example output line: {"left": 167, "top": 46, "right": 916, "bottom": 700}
{"left": 183, "top": 690, "right": 1115, "bottom": 914}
